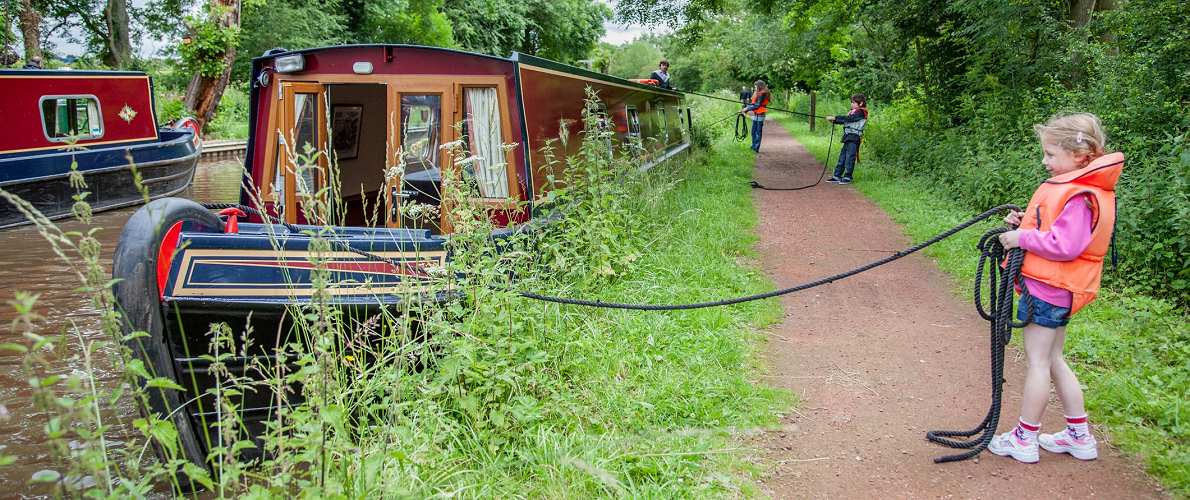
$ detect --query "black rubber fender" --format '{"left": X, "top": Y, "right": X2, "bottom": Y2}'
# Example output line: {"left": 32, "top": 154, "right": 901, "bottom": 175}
{"left": 111, "top": 197, "right": 222, "bottom": 490}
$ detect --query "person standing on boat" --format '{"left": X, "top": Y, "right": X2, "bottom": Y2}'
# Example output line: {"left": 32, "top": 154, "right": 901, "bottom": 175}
{"left": 22, "top": 55, "right": 43, "bottom": 69}
{"left": 739, "top": 80, "right": 770, "bottom": 153}
{"left": 649, "top": 59, "right": 673, "bottom": 90}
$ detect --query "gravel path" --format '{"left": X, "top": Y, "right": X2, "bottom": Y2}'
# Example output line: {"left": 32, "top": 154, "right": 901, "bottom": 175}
{"left": 747, "top": 120, "right": 1165, "bottom": 498}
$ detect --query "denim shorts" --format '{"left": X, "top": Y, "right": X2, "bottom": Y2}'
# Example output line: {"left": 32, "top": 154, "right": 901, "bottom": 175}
{"left": 1017, "top": 293, "right": 1071, "bottom": 328}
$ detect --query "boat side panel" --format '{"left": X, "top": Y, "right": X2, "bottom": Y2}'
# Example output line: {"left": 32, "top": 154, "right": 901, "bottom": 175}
{"left": 517, "top": 63, "right": 688, "bottom": 200}
{"left": 161, "top": 227, "right": 449, "bottom": 302}
{"left": 0, "top": 132, "right": 198, "bottom": 229}
{"left": 0, "top": 74, "right": 159, "bottom": 154}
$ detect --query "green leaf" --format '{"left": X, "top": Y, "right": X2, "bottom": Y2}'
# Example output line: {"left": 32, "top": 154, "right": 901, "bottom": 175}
{"left": 146, "top": 377, "right": 185, "bottom": 391}
{"left": 182, "top": 462, "right": 216, "bottom": 490}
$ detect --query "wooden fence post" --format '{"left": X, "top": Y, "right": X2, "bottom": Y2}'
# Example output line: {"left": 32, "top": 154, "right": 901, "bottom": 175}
{"left": 809, "top": 90, "right": 817, "bottom": 132}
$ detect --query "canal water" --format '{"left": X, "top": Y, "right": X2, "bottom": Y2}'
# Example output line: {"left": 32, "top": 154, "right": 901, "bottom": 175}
{"left": 0, "top": 160, "right": 242, "bottom": 491}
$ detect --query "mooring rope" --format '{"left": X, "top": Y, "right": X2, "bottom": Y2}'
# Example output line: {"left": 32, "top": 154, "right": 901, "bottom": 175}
{"left": 200, "top": 202, "right": 1024, "bottom": 463}
{"left": 680, "top": 89, "right": 828, "bottom": 120}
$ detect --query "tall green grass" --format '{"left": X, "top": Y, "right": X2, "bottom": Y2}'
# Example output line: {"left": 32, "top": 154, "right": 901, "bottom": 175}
{"left": 773, "top": 111, "right": 1189, "bottom": 496}
{"left": 2, "top": 95, "right": 789, "bottom": 496}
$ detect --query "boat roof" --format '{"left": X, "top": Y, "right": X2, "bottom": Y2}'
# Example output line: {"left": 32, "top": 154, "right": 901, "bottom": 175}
{"left": 0, "top": 69, "right": 148, "bottom": 77}
{"left": 251, "top": 44, "right": 681, "bottom": 96}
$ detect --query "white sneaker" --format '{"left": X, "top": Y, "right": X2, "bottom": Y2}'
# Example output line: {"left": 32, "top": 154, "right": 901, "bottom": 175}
{"left": 988, "top": 428, "right": 1040, "bottom": 463}
{"left": 1039, "top": 427, "right": 1098, "bottom": 460}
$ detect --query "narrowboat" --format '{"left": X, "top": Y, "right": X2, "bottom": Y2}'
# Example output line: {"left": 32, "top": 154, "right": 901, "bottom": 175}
{"left": 112, "top": 44, "right": 691, "bottom": 476}
{"left": 0, "top": 69, "right": 200, "bottom": 228}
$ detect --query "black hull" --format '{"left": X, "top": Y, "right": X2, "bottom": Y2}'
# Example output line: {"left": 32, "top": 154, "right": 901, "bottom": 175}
{"left": 0, "top": 151, "right": 199, "bottom": 229}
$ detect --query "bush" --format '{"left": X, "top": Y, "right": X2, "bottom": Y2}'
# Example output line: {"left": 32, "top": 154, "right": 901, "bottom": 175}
{"left": 853, "top": 96, "right": 1189, "bottom": 307}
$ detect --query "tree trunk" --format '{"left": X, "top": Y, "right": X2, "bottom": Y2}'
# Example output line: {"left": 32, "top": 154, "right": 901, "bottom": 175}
{"left": 1068, "top": 0, "right": 1097, "bottom": 29}
{"left": 17, "top": 0, "right": 41, "bottom": 61}
{"left": 183, "top": 0, "right": 242, "bottom": 133}
{"left": 105, "top": 0, "right": 133, "bottom": 68}
{"left": 914, "top": 37, "right": 934, "bottom": 124}
{"left": 808, "top": 90, "right": 816, "bottom": 132}
{"left": 1, "top": 9, "right": 19, "bottom": 65}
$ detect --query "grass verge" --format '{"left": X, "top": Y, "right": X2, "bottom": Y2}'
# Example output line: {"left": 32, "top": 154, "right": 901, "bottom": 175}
{"left": 773, "top": 112, "right": 1188, "bottom": 496}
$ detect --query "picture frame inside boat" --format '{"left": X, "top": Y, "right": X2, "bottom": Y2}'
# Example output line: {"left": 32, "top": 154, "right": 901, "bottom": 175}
{"left": 331, "top": 104, "right": 362, "bottom": 160}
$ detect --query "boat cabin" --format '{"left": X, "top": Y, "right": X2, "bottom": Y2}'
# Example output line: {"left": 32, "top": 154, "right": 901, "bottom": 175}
{"left": 244, "top": 45, "right": 690, "bottom": 232}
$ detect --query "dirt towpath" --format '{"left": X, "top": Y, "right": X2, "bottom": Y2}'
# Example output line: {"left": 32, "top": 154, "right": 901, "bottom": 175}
{"left": 747, "top": 121, "right": 1165, "bottom": 498}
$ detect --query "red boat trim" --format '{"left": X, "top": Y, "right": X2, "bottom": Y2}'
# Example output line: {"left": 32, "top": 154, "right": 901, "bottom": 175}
{"left": 157, "top": 221, "right": 183, "bottom": 300}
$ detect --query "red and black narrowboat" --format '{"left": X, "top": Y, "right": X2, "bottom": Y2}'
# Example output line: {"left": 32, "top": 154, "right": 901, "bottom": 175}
{"left": 0, "top": 69, "right": 200, "bottom": 228}
{"left": 112, "top": 45, "right": 690, "bottom": 475}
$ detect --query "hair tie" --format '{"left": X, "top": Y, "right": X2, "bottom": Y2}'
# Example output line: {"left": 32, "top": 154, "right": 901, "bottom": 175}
{"left": 1075, "top": 131, "right": 1085, "bottom": 144}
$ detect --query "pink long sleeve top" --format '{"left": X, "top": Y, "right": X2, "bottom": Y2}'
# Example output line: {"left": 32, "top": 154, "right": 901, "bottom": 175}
{"left": 1018, "top": 193, "right": 1095, "bottom": 308}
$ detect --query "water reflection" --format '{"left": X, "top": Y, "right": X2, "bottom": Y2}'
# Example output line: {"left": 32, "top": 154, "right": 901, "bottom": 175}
{"left": 0, "top": 160, "right": 243, "bottom": 491}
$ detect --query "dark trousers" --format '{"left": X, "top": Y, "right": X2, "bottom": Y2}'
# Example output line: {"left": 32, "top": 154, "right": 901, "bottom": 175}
{"left": 833, "top": 141, "right": 859, "bottom": 179}
{"left": 751, "top": 117, "right": 765, "bottom": 152}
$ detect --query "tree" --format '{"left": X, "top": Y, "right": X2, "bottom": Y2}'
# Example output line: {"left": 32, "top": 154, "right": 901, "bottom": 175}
{"left": 233, "top": 0, "right": 347, "bottom": 82}
{"left": 444, "top": 0, "right": 609, "bottom": 63}
{"left": 17, "top": 0, "right": 40, "bottom": 61}
{"left": 343, "top": 0, "right": 453, "bottom": 47}
{"left": 1, "top": 2, "right": 18, "bottom": 65}
{"left": 606, "top": 38, "right": 662, "bottom": 80}
{"left": 104, "top": 0, "right": 131, "bottom": 67}
{"left": 181, "top": 0, "right": 243, "bottom": 131}
{"left": 39, "top": 0, "right": 136, "bottom": 67}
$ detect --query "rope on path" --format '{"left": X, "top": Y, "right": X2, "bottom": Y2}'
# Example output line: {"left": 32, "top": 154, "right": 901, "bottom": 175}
{"left": 750, "top": 122, "right": 836, "bottom": 191}
{"left": 926, "top": 227, "right": 1031, "bottom": 463}
{"left": 519, "top": 204, "right": 1019, "bottom": 310}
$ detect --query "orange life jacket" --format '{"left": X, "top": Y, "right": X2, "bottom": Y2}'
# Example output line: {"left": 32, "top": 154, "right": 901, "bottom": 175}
{"left": 750, "top": 92, "right": 770, "bottom": 115}
{"left": 1017, "top": 152, "right": 1124, "bottom": 315}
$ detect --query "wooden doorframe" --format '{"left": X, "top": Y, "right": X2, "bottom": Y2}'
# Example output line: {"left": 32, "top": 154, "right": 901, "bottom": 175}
{"left": 277, "top": 81, "right": 328, "bottom": 224}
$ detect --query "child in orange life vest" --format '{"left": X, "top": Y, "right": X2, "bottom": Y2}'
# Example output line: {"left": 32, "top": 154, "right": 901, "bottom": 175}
{"left": 739, "top": 80, "right": 770, "bottom": 153}
{"left": 988, "top": 112, "right": 1123, "bottom": 464}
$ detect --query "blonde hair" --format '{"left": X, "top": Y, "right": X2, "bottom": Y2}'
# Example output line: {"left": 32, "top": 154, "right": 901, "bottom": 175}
{"left": 1033, "top": 112, "right": 1108, "bottom": 159}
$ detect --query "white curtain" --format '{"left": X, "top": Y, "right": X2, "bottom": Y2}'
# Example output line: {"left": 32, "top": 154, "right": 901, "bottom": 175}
{"left": 465, "top": 88, "right": 509, "bottom": 198}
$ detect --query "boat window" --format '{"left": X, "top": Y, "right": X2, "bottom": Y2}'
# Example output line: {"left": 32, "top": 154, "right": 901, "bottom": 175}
{"left": 626, "top": 106, "right": 640, "bottom": 137}
{"left": 272, "top": 136, "right": 285, "bottom": 211}
{"left": 40, "top": 96, "right": 103, "bottom": 142}
{"left": 587, "top": 101, "right": 613, "bottom": 156}
{"left": 400, "top": 95, "right": 440, "bottom": 173}
{"left": 292, "top": 93, "right": 319, "bottom": 194}
{"left": 461, "top": 87, "right": 509, "bottom": 198}
{"left": 656, "top": 103, "right": 669, "bottom": 144}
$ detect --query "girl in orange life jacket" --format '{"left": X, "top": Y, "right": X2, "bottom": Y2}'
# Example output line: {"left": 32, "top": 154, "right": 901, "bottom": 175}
{"left": 826, "top": 93, "right": 868, "bottom": 184}
{"left": 987, "top": 112, "right": 1123, "bottom": 464}
{"left": 739, "top": 80, "right": 771, "bottom": 153}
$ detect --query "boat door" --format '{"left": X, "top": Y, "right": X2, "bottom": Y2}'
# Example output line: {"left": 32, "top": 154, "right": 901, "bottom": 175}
{"left": 277, "top": 82, "right": 329, "bottom": 224}
{"left": 389, "top": 87, "right": 452, "bottom": 229}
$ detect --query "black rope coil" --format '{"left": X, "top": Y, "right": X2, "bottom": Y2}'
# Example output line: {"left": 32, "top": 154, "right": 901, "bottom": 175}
{"left": 925, "top": 226, "right": 1032, "bottom": 463}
